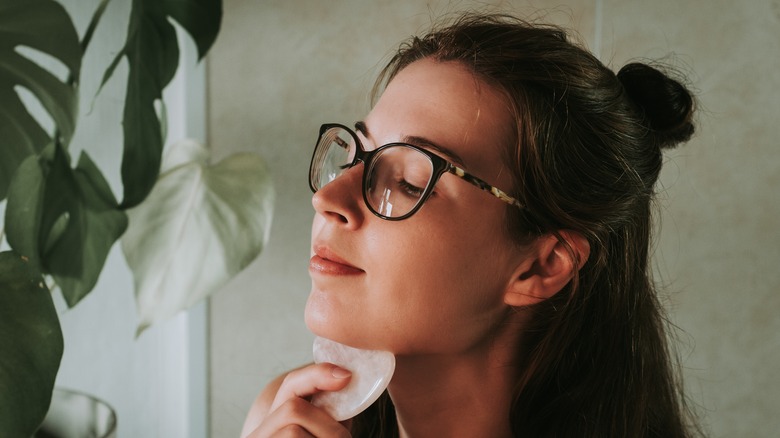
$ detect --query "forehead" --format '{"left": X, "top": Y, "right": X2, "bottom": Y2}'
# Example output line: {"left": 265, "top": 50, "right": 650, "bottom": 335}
{"left": 364, "top": 58, "right": 514, "bottom": 183}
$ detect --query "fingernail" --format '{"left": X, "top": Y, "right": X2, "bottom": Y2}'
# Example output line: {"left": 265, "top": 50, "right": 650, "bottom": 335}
{"left": 331, "top": 366, "right": 352, "bottom": 379}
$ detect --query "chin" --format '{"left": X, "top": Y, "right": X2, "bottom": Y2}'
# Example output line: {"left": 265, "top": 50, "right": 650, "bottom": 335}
{"left": 304, "top": 296, "right": 346, "bottom": 341}
{"left": 305, "top": 310, "right": 355, "bottom": 346}
{"left": 304, "top": 290, "right": 395, "bottom": 351}
{"left": 304, "top": 306, "right": 378, "bottom": 350}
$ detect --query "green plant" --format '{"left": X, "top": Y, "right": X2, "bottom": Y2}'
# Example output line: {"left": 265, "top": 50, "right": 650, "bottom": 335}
{"left": 0, "top": 0, "right": 273, "bottom": 435}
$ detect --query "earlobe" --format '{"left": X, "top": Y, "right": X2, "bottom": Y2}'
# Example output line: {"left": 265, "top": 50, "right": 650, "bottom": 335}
{"left": 503, "top": 231, "right": 590, "bottom": 307}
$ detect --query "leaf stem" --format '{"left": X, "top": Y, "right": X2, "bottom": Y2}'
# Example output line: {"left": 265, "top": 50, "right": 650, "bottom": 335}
{"left": 81, "top": 0, "right": 113, "bottom": 54}
{"left": 53, "top": 0, "right": 112, "bottom": 149}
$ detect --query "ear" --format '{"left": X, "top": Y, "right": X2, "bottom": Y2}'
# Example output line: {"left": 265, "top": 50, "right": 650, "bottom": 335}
{"left": 503, "top": 231, "right": 590, "bottom": 307}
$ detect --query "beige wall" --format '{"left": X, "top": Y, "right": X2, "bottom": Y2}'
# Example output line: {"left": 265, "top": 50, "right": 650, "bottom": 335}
{"left": 208, "top": 1, "right": 780, "bottom": 436}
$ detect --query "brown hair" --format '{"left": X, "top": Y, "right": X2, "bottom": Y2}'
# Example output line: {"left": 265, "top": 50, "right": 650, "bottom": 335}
{"left": 352, "top": 13, "right": 701, "bottom": 438}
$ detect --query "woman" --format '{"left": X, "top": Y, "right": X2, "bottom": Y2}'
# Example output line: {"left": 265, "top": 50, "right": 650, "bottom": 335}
{"left": 242, "top": 13, "right": 700, "bottom": 438}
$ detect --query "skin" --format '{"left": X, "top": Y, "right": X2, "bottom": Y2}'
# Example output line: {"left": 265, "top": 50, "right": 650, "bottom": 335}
{"left": 242, "top": 58, "right": 588, "bottom": 437}
{"left": 305, "top": 58, "right": 525, "bottom": 355}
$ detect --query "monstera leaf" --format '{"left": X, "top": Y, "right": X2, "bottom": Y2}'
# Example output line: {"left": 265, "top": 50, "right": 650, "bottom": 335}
{"left": 0, "top": 0, "right": 81, "bottom": 200}
{"left": 122, "top": 140, "right": 273, "bottom": 334}
{"left": 1, "top": 0, "right": 230, "bottom": 432}
{"left": 101, "top": 0, "right": 222, "bottom": 208}
{"left": 5, "top": 145, "right": 128, "bottom": 307}
{"left": 0, "top": 251, "right": 63, "bottom": 437}
{"left": 2, "top": 0, "right": 222, "bottom": 306}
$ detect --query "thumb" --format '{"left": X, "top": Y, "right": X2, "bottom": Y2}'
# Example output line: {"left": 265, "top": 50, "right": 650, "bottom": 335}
{"left": 270, "top": 363, "right": 352, "bottom": 411}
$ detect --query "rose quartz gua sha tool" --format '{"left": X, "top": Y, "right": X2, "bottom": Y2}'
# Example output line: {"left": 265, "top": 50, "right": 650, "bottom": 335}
{"left": 310, "top": 336, "right": 396, "bottom": 421}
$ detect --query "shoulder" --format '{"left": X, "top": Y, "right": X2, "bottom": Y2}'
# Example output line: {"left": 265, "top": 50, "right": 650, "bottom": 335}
{"left": 240, "top": 365, "right": 308, "bottom": 438}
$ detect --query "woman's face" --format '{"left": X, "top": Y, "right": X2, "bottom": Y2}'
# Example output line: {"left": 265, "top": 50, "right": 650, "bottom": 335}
{"left": 306, "top": 58, "right": 526, "bottom": 355}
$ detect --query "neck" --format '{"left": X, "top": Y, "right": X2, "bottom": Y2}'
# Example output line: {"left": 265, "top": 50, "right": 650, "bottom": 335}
{"left": 387, "top": 314, "right": 525, "bottom": 438}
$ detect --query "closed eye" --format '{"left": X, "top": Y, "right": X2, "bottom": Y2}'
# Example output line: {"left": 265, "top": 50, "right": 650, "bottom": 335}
{"left": 398, "top": 178, "right": 425, "bottom": 198}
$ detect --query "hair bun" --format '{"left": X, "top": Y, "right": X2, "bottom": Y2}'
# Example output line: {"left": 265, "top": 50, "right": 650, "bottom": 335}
{"left": 617, "top": 62, "right": 696, "bottom": 149}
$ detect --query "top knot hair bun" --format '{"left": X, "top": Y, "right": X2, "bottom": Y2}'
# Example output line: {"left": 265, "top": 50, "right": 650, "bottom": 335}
{"left": 617, "top": 62, "right": 696, "bottom": 149}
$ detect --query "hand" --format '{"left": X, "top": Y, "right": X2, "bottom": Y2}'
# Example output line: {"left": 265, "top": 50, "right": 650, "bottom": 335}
{"left": 243, "top": 363, "right": 353, "bottom": 437}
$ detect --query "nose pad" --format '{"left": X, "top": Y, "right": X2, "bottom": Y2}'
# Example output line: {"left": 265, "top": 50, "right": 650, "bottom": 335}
{"left": 311, "top": 164, "right": 365, "bottom": 227}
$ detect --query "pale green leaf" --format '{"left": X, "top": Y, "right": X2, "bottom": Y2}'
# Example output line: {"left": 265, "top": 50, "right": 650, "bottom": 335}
{"left": 0, "top": 0, "right": 81, "bottom": 200}
{"left": 0, "top": 250, "right": 63, "bottom": 438}
{"left": 122, "top": 140, "right": 274, "bottom": 334}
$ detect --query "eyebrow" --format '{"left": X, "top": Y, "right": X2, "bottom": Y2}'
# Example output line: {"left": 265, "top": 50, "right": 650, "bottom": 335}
{"left": 354, "top": 121, "right": 466, "bottom": 167}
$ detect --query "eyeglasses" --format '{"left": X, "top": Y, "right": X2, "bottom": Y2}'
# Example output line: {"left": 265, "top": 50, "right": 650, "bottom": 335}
{"left": 308, "top": 123, "right": 525, "bottom": 221}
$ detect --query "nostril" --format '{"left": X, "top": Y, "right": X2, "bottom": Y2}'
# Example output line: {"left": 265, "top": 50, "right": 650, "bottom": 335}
{"left": 332, "top": 211, "right": 349, "bottom": 224}
{"left": 310, "top": 163, "right": 365, "bottom": 229}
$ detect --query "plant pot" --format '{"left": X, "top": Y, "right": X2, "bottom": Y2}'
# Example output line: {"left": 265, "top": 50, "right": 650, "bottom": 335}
{"left": 34, "top": 388, "right": 117, "bottom": 438}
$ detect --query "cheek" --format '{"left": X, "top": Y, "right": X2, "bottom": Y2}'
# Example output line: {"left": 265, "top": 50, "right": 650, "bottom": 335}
{"left": 373, "top": 224, "right": 514, "bottom": 349}
{"left": 424, "top": 210, "right": 512, "bottom": 277}
{"left": 423, "top": 215, "right": 519, "bottom": 305}
{"left": 305, "top": 205, "right": 519, "bottom": 352}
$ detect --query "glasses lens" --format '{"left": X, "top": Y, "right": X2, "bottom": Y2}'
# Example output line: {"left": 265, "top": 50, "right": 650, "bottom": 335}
{"left": 312, "top": 126, "right": 356, "bottom": 190}
{"left": 366, "top": 145, "right": 434, "bottom": 218}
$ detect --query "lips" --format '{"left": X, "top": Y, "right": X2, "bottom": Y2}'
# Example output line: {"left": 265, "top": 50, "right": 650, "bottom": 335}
{"left": 309, "top": 245, "right": 364, "bottom": 276}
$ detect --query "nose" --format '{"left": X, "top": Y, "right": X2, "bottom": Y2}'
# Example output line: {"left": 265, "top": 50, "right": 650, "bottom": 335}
{"left": 311, "top": 163, "right": 365, "bottom": 229}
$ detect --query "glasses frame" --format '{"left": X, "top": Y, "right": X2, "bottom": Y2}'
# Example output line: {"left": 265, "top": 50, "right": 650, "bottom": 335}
{"left": 309, "top": 123, "right": 525, "bottom": 221}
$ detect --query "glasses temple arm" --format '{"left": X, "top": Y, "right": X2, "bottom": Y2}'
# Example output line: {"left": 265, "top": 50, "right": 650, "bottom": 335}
{"left": 448, "top": 166, "right": 525, "bottom": 209}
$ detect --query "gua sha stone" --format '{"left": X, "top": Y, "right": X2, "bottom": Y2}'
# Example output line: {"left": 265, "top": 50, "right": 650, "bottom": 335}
{"left": 310, "top": 336, "right": 396, "bottom": 421}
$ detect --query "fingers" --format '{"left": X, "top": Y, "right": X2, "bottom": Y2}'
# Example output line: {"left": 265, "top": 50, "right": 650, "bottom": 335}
{"left": 244, "top": 363, "right": 353, "bottom": 438}
{"left": 270, "top": 363, "right": 352, "bottom": 412}
{"left": 248, "top": 397, "right": 350, "bottom": 438}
